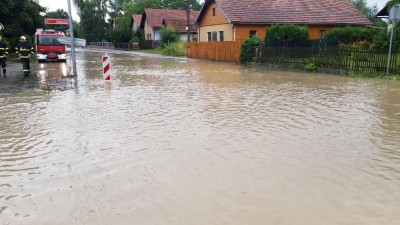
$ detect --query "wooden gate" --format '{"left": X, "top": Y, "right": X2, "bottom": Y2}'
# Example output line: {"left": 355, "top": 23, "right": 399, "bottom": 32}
{"left": 187, "top": 41, "right": 241, "bottom": 63}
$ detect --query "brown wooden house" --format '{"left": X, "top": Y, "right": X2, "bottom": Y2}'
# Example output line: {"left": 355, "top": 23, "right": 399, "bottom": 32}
{"left": 195, "top": 0, "right": 373, "bottom": 42}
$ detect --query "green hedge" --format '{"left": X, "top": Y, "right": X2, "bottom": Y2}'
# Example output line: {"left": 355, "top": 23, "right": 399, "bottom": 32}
{"left": 265, "top": 24, "right": 309, "bottom": 41}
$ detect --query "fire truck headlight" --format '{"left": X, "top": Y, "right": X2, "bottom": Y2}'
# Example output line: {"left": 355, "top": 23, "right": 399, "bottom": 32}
{"left": 37, "top": 54, "right": 46, "bottom": 60}
{"left": 59, "top": 54, "right": 67, "bottom": 60}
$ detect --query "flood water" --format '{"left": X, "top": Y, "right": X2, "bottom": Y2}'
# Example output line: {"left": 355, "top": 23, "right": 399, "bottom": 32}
{"left": 1, "top": 49, "right": 400, "bottom": 225}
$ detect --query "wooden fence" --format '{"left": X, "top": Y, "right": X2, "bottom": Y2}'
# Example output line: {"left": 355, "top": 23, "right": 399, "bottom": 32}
{"left": 187, "top": 41, "right": 241, "bottom": 63}
{"left": 256, "top": 46, "right": 397, "bottom": 73}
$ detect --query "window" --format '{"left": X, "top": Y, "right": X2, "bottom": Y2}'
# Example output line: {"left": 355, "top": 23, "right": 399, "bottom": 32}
{"left": 249, "top": 30, "right": 257, "bottom": 38}
{"left": 319, "top": 30, "right": 326, "bottom": 39}
{"left": 213, "top": 8, "right": 216, "bottom": 16}
{"left": 207, "top": 32, "right": 212, "bottom": 42}
{"left": 219, "top": 31, "right": 224, "bottom": 41}
{"left": 212, "top": 31, "right": 217, "bottom": 41}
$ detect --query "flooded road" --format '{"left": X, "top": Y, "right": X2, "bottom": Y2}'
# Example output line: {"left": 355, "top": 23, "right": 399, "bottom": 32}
{"left": 1, "top": 49, "right": 400, "bottom": 225}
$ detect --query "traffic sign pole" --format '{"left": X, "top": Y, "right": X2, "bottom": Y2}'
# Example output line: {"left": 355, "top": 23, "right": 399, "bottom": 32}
{"left": 67, "top": 0, "right": 77, "bottom": 76}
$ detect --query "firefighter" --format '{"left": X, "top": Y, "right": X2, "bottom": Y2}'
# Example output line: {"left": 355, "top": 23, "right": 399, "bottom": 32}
{"left": 0, "top": 36, "right": 8, "bottom": 77}
{"left": 15, "top": 36, "right": 34, "bottom": 76}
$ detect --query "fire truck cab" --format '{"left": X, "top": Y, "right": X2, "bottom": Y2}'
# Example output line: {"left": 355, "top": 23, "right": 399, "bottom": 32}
{"left": 34, "top": 29, "right": 67, "bottom": 62}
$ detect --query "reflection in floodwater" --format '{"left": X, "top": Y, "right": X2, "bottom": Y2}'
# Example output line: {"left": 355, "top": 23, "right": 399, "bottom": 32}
{"left": 37, "top": 62, "right": 75, "bottom": 90}
{"left": 0, "top": 49, "right": 400, "bottom": 225}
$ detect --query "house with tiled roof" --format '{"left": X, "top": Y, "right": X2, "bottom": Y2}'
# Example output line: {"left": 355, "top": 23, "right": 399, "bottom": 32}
{"left": 162, "top": 14, "right": 200, "bottom": 41}
{"left": 196, "top": 0, "right": 373, "bottom": 42}
{"left": 140, "top": 8, "right": 200, "bottom": 41}
{"left": 130, "top": 14, "right": 142, "bottom": 31}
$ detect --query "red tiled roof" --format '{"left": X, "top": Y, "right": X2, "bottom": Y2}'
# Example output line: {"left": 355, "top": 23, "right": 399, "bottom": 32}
{"left": 162, "top": 18, "right": 197, "bottom": 33}
{"left": 131, "top": 14, "right": 142, "bottom": 28}
{"left": 143, "top": 8, "right": 200, "bottom": 29}
{"left": 199, "top": 0, "right": 372, "bottom": 26}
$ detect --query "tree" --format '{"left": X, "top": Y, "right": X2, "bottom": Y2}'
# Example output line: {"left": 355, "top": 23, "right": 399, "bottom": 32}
{"left": 162, "top": 0, "right": 202, "bottom": 11}
{"left": 159, "top": 25, "right": 180, "bottom": 48}
{"left": 350, "top": 0, "right": 384, "bottom": 26}
{"left": 74, "top": 0, "right": 110, "bottom": 42}
{"left": 0, "top": 0, "right": 45, "bottom": 49}
{"left": 350, "top": 0, "right": 378, "bottom": 18}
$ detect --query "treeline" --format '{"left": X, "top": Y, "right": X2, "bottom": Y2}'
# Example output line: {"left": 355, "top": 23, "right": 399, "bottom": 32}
{"left": 0, "top": 0, "right": 45, "bottom": 49}
{"left": 73, "top": 0, "right": 203, "bottom": 43}
{"left": 0, "top": 0, "right": 203, "bottom": 49}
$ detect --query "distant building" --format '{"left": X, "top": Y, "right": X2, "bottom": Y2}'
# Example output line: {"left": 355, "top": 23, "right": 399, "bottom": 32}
{"left": 130, "top": 14, "right": 142, "bottom": 31}
{"left": 140, "top": 8, "right": 200, "bottom": 41}
{"left": 376, "top": 4, "right": 389, "bottom": 18}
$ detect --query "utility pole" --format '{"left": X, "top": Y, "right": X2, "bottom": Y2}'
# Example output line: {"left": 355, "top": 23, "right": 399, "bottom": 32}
{"left": 186, "top": 0, "right": 190, "bottom": 42}
{"left": 67, "top": 0, "right": 77, "bottom": 76}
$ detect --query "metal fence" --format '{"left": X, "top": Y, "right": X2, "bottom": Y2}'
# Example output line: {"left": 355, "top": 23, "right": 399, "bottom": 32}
{"left": 89, "top": 42, "right": 114, "bottom": 48}
{"left": 256, "top": 46, "right": 396, "bottom": 73}
{"left": 89, "top": 41, "right": 151, "bottom": 50}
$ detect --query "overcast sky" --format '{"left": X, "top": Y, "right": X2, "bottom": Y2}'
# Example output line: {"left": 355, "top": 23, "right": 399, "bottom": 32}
{"left": 39, "top": 0, "right": 387, "bottom": 21}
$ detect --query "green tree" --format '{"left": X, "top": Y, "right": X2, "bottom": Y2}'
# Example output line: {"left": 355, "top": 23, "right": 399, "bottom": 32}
{"left": 162, "top": 0, "right": 202, "bottom": 11}
{"left": 74, "top": 0, "right": 110, "bottom": 42}
{"left": 350, "top": 0, "right": 382, "bottom": 25}
{"left": 108, "top": 27, "right": 134, "bottom": 42}
{"left": 159, "top": 25, "right": 180, "bottom": 48}
{"left": 0, "top": 0, "right": 45, "bottom": 49}
{"left": 350, "top": 0, "right": 378, "bottom": 18}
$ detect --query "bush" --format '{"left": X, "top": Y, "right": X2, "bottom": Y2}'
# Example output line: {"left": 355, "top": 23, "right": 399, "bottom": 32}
{"left": 304, "top": 63, "right": 318, "bottom": 72}
{"left": 108, "top": 27, "right": 134, "bottom": 43}
{"left": 162, "top": 40, "right": 186, "bottom": 56}
{"left": 265, "top": 24, "right": 309, "bottom": 41}
{"left": 159, "top": 25, "right": 180, "bottom": 48}
{"left": 239, "top": 36, "right": 264, "bottom": 63}
{"left": 327, "top": 26, "right": 378, "bottom": 47}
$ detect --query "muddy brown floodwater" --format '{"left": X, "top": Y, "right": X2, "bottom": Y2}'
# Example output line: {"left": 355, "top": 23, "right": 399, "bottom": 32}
{"left": 1, "top": 48, "right": 400, "bottom": 225}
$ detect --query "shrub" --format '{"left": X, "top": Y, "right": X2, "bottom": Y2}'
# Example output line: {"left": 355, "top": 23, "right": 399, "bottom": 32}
{"left": 162, "top": 40, "right": 186, "bottom": 56}
{"left": 304, "top": 63, "right": 318, "bottom": 72}
{"left": 159, "top": 25, "right": 180, "bottom": 48}
{"left": 265, "top": 24, "right": 309, "bottom": 41}
{"left": 108, "top": 27, "right": 134, "bottom": 43}
{"left": 326, "top": 26, "right": 383, "bottom": 48}
{"left": 239, "top": 35, "right": 263, "bottom": 63}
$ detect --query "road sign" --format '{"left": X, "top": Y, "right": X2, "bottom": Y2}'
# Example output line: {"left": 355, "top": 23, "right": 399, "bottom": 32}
{"left": 103, "top": 55, "right": 111, "bottom": 81}
{"left": 57, "top": 37, "right": 86, "bottom": 47}
{"left": 45, "top": 18, "right": 69, "bottom": 25}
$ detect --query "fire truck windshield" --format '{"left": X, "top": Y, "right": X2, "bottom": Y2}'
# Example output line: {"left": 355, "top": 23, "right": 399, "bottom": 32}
{"left": 38, "top": 36, "right": 64, "bottom": 46}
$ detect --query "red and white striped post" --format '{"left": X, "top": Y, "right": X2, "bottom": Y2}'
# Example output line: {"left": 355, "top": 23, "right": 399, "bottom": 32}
{"left": 102, "top": 55, "right": 111, "bottom": 81}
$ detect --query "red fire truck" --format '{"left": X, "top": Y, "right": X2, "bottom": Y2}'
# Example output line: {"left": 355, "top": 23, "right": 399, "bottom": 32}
{"left": 34, "top": 29, "right": 67, "bottom": 62}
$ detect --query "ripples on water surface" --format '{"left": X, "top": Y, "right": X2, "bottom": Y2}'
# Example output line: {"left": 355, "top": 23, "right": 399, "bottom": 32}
{"left": 1, "top": 50, "right": 400, "bottom": 225}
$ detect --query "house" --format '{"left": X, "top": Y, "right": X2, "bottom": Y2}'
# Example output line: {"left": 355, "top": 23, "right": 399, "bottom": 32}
{"left": 162, "top": 16, "right": 199, "bottom": 41}
{"left": 195, "top": 0, "right": 373, "bottom": 42}
{"left": 140, "top": 8, "right": 200, "bottom": 41}
{"left": 130, "top": 14, "right": 142, "bottom": 31}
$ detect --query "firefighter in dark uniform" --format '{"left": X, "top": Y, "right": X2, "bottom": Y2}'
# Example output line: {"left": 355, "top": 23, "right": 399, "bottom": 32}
{"left": 15, "top": 36, "right": 34, "bottom": 76}
{"left": 0, "top": 36, "right": 8, "bottom": 77}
